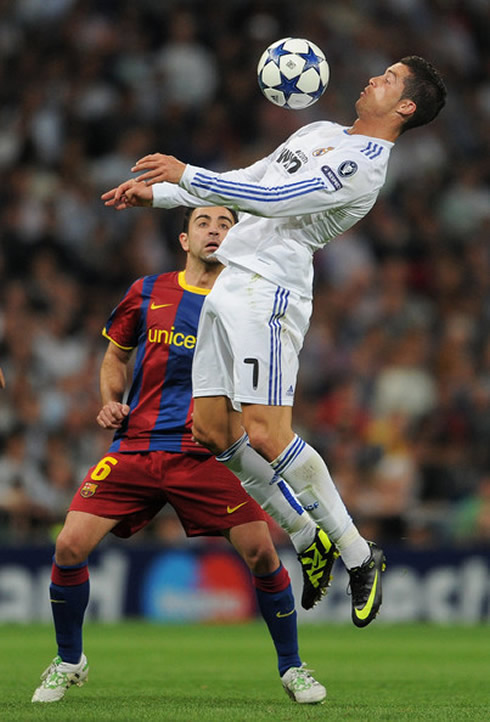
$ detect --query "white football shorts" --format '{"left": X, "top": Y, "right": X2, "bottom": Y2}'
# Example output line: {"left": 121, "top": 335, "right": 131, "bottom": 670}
{"left": 192, "top": 264, "right": 312, "bottom": 410}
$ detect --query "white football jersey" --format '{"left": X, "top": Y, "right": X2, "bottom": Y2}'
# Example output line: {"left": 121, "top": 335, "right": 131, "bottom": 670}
{"left": 153, "top": 121, "right": 393, "bottom": 298}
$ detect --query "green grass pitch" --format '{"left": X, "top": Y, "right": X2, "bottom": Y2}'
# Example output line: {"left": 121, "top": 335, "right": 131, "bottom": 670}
{"left": 0, "top": 622, "right": 488, "bottom": 721}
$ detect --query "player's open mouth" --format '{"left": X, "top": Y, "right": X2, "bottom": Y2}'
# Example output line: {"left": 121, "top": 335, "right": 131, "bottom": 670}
{"left": 205, "top": 243, "right": 220, "bottom": 251}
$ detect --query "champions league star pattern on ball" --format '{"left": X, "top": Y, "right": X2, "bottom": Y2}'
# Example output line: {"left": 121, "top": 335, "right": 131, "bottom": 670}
{"left": 257, "top": 37, "right": 330, "bottom": 110}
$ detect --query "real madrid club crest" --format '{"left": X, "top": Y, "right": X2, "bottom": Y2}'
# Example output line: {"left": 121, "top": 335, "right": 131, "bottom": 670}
{"left": 312, "top": 146, "right": 334, "bottom": 157}
{"left": 80, "top": 481, "right": 98, "bottom": 498}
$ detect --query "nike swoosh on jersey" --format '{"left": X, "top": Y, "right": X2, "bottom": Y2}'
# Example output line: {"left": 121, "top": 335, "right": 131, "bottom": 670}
{"left": 49, "top": 599, "right": 67, "bottom": 604}
{"left": 276, "top": 609, "right": 295, "bottom": 618}
{"left": 226, "top": 501, "right": 248, "bottom": 514}
{"left": 354, "top": 570, "right": 379, "bottom": 621}
{"left": 150, "top": 302, "right": 173, "bottom": 310}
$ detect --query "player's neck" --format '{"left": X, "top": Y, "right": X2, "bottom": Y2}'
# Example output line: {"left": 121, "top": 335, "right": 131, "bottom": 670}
{"left": 182, "top": 264, "right": 222, "bottom": 291}
{"left": 346, "top": 117, "right": 400, "bottom": 142}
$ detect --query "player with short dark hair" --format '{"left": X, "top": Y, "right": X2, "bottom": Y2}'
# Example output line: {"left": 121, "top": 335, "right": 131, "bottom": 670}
{"left": 32, "top": 206, "right": 327, "bottom": 705}
{"left": 103, "top": 56, "right": 447, "bottom": 629}
{"left": 395, "top": 56, "right": 446, "bottom": 133}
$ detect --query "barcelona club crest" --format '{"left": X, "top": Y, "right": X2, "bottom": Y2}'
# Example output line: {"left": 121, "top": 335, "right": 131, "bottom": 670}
{"left": 80, "top": 482, "right": 98, "bottom": 498}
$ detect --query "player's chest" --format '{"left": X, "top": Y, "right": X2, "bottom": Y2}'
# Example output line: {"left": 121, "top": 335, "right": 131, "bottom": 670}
{"left": 142, "top": 294, "right": 202, "bottom": 355}
{"left": 272, "top": 134, "right": 345, "bottom": 177}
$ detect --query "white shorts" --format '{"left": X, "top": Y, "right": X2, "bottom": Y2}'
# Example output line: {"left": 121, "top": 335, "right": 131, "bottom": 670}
{"left": 192, "top": 265, "right": 312, "bottom": 410}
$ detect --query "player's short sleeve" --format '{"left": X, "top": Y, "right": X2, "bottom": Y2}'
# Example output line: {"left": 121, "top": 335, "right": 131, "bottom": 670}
{"left": 102, "top": 279, "right": 144, "bottom": 350}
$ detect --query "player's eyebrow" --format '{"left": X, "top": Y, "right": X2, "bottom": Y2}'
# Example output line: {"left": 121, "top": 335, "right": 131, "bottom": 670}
{"left": 195, "top": 213, "right": 233, "bottom": 225}
{"left": 387, "top": 68, "right": 397, "bottom": 80}
{"left": 217, "top": 215, "right": 234, "bottom": 225}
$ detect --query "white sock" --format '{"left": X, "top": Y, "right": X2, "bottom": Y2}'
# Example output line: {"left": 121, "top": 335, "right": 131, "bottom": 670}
{"left": 217, "top": 434, "right": 316, "bottom": 553}
{"left": 271, "top": 435, "right": 370, "bottom": 568}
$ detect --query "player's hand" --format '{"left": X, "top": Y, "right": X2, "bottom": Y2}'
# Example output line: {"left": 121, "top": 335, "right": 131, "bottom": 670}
{"left": 101, "top": 179, "right": 153, "bottom": 209}
{"left": 0, "top": 367, "right": 5, "bottom": 389}
{"left": 131, "top": 153, "right": 186, "bottom": 185}
{"left": 97, "top": 401, "right": 130, "bottom": 429}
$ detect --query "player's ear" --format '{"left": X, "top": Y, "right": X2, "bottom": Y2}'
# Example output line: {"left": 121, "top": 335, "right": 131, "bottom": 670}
{"left": 396, "top": 98, "right": 416, "bottom": 120}
{"left": 179, "top": 232, "right": 190, "bottom": 252}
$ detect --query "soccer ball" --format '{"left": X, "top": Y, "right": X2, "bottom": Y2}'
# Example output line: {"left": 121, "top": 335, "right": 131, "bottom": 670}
{"left": 257, "top": 37, "right": 330, "bottom": 110}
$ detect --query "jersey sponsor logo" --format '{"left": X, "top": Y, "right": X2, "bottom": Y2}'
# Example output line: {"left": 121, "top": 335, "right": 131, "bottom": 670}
{"left": 226, "top": 501, "right": 249, "bottom": 514}
{"left": 277, "top": 147, "right": 308, "bottom": 174}
{"left": 80, "top": 481, "right": 98, "bottom": 498}
{"left": 150, "top": 302, "right": 173, "bottom": 310}
{"left": 337, "top": 160, "right": 358, "bottom": 177}
{"left": 321, "top": 165, "right": 343, "bottom": 191}
{"left": 360, "top": 141, "right": 383, "bottom": 159}
{"left": 148, "top": 326, "right": 196, "bottom": 349}
{"left": 312, "top": 146, "right": 334, "bottom": 157}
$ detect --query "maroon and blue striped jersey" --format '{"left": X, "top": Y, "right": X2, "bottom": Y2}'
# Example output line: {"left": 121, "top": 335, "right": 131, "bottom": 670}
{"left": 102, "top": 270, "right": 210, "bottom": 454}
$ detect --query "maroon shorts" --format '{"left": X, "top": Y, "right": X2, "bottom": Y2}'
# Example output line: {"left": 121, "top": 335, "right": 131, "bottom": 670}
{"left": 69, "top": 451, "right": 268, "bottom": 538}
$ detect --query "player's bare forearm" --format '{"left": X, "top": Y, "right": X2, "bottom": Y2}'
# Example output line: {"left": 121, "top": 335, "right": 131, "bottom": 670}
{"left": 97, "top": 344, "right": 131, "bottom": 429}
{"left": 131, "top": 153, "right": 187, "bottom": 185}
{"left": 0, "top": 367, "right": 5, "bottom": 389}
{"left": 101, "top": 179, "right": 153, "bottom": 210}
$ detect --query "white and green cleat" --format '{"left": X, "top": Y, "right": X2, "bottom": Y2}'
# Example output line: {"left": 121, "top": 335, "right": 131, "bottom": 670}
{"left": 32, "top": 653, "right": 89, "bottom": 703}
{"left": 281, "top": 663, "right": 326, "bottom": 704}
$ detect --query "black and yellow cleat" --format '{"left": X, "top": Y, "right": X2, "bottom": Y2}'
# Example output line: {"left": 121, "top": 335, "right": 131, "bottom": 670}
{"left": 298, "top": 528, "right": 339, "bottom": 610}
{"left": 348, "top": 542, "right": 386, "bottom": 628}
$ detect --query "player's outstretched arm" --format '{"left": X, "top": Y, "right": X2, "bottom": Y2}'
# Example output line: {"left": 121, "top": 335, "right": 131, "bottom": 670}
{"left": 101, "top": 179, "right": 153, "bottom": 210}
{"left": 131, "top": 153, "right": 187, "bottom": 185}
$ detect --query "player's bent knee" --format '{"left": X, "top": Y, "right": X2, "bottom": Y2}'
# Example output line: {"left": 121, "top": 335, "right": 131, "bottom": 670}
{"left": 191, "top": 421, "right": 215, "bottom": 452}
{"left": 243, "top": 543, "right": 279, "bottom": 576}
{"left": 246, "top": 423, "right": 295, "bottom": 462}
{"left": 55, "top": 531, "right": 89, "bottom": 567}
{"left": 244, "top": 426, "right": 276, "bottom": 460}
{"left": 192, "top": 420, "right": 226, "bottom": 455}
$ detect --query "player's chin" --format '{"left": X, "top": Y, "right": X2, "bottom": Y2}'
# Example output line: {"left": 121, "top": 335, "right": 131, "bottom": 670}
{"left": 202, "top": 251, "right": 221, "bottom": 264}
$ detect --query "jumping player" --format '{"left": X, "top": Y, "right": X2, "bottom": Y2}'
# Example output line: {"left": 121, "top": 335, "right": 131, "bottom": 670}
{"left": 103, "top": 56, "right": 447, "bottom": 628}
{"left": 32, "top": 206, "right": 328, "bottom": 706}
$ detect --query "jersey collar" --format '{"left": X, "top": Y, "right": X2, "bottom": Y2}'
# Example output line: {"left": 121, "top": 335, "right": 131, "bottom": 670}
{"left": 178, "top": 270, "right": 210, "bottom": 295}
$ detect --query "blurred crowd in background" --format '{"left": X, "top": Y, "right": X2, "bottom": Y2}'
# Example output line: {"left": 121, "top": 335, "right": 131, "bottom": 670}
{"left": 0, "top": 0, "right": 489, "bottom": 549}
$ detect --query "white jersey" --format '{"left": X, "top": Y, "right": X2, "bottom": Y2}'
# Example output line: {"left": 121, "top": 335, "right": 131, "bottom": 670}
{"left": 153, "top": 121, "right": 393, "bottom": 298}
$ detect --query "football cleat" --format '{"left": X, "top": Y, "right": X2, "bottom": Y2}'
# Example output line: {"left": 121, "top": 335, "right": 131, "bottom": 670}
{"left": 32, "top": 653, "right": 89, "bottom": 703}
{"left": 281, "top": 663, "right": 326, "bottom": 704}
{"left": 348, "top": 542, "right": 386, "bottom": 628}
{"left": 298, "top": 527, "right": 339, "bottom": 610}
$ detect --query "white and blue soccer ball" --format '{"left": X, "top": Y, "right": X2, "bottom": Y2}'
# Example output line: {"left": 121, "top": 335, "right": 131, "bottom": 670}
{"left": 257, "top": 37, "right": 330, "bottom": 110}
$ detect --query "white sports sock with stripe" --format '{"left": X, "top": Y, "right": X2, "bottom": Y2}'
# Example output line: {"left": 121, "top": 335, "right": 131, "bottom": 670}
{"left": 217, "top": 434, "right": 317, "bottom": 553}
{"left": 271, "top": 435, "right": 370, "bottom": 569}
